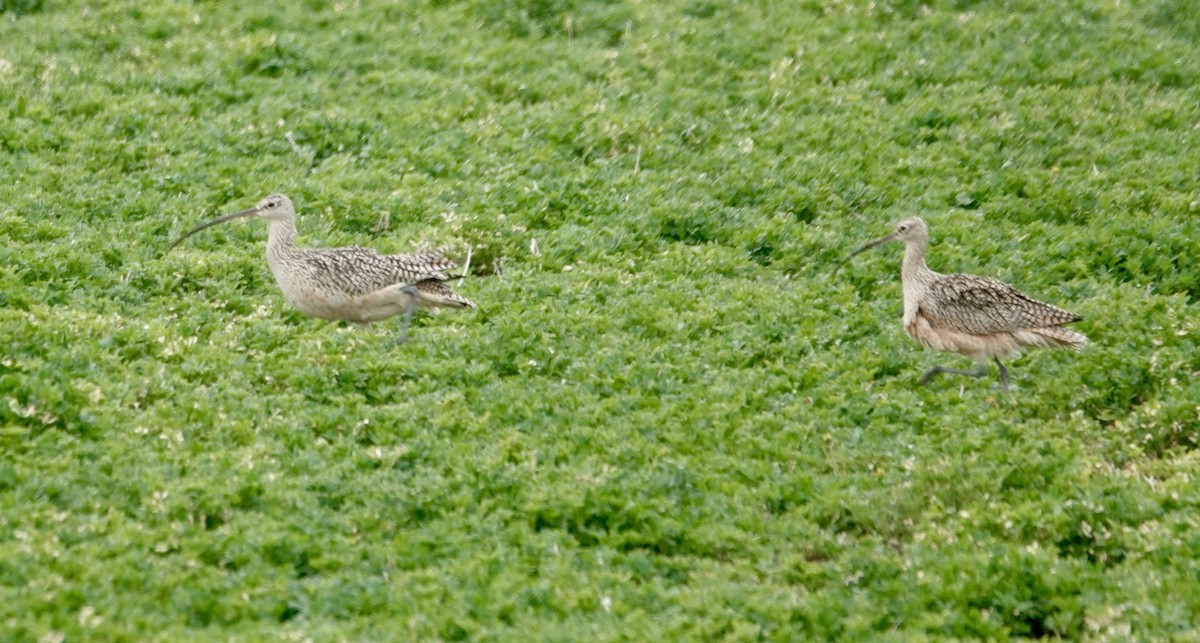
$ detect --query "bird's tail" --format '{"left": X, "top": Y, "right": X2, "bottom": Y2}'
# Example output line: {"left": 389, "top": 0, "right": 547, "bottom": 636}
{"left": 415, "top": 279, "right": 475, "bottom": 309}
{"left": 1030, "top": 325, "right": 1089, "bottom": 350}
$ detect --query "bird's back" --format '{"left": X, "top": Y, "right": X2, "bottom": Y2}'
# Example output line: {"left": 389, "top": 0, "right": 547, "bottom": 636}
{"left": 921, "top": 273, "right": 1082, "bottom": 335}
{"left": 279, "top": 246, "right": 456, "bottom": 296}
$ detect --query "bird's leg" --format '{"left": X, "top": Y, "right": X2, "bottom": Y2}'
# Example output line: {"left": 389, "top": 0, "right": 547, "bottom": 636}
{"left": 393, "top": 284, "right": 420, "bottom": 346}
{"left": 993, "top": 358, "right": 1010, "bottom": 393}
{"left": 354, "top": 283, "right": 422, "bottom": 344}
{"left": 918, "top": 363, "right": 990, "bottom": 386}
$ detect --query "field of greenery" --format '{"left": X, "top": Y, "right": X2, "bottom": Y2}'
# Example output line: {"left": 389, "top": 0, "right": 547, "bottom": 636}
{"left": 2, "top": 0, "right": 1199, "bottom": 638}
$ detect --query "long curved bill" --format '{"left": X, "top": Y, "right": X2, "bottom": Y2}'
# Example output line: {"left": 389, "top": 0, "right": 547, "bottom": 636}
{"left": 166, "top": 207, "right": 259, "bottom": 252}
{"left": 832, "top": 230, "right": 900, "bottom": 277}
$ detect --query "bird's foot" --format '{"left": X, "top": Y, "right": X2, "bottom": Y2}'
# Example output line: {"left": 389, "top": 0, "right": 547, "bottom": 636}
{"left": 919, "top": 364, "right": 990, "bottom": 387}
{"left": 993, "top": 358, "right": 1010, "bottom": 394}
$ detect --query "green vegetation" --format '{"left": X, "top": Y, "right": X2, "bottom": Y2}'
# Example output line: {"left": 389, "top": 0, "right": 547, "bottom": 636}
{"left": 2, "top": 0, "right": 1198, "bottom": 638}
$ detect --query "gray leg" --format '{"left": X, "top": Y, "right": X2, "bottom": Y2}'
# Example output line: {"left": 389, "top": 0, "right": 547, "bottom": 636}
{"left": 394, "top": 284, "right": 420, "bottom": 345}
{"left": 919, "top": 363, "right": 990, "bottom": 386}
{"left": 994, "top": 358, "right": 1010, "bottom": 393}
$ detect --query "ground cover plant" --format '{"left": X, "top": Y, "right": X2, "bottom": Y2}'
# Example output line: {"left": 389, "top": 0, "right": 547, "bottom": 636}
{"left": 2, "top": 0, "right": 1199, "bottom": 638}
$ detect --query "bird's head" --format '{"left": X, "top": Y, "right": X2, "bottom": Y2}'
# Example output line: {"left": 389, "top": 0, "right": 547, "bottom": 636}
{"left": 833, "top": 217, "right": 929, "bottom": 276}
{"left": 252, "top": 194, "right": 295, "bottom": 222}
{"left": 885, "top": 217, "right": 927, "bottom": 244}
{"left": 167, "top": 193, "right": 296, "bottom": 252}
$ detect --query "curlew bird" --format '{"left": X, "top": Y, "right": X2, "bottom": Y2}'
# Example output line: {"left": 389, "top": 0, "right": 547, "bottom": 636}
{"left": 168, "top": 194, "right": 474, "bottom": 343}
{"left": 840, "top": 217, "right": 1087, "bottom": 391}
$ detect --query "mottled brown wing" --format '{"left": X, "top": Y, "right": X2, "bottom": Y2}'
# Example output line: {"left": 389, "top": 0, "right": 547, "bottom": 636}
{"left": 299, "top": 247, "right": 458, "bottom": 296}
{"left": 920, "top": 273, "right": 1082, "bottom": 335}
{"left": 415, "top": 278, "right": 475, "bottom": 308}
{"left": 383, "top": 251, "right": 458, "bottom": 280}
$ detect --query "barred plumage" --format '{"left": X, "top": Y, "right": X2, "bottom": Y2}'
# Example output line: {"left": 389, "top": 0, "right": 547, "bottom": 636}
{"left": 169, "top": 193, "right": 474, "bottom": 343}
{"left": 842, "top": 217, "right": 1087, "bottom": 391}
{"left": 921, "top": 273, "right": 1082, "bottom": 335}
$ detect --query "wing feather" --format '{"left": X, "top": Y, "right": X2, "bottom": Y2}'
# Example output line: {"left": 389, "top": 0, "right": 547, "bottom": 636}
{"left": 298, "top": 247, "right": 462, "bottom": 296}
{"left": 920, "top": 273, "right": 1082, "bottom": 335}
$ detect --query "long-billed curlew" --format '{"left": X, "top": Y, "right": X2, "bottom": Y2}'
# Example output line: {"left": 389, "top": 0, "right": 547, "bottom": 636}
{"left": 840, "top": 217, "right": 1087, "bottom": 391}
{"left": 168, "top": 194, "right": 474, "bottom": 343}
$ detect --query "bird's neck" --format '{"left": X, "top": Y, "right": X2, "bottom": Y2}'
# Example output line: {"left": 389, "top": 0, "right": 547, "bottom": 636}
{"left": 901, "top": 237, "right": 931, "bottom": 283}
{"left": 900, "top": 238, "right": 933, "bottom": 326}
{"left": 266, "top": 217, "right": 298, "bottom": 257}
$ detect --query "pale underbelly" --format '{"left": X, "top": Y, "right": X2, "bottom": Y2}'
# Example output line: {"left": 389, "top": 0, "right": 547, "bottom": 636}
{"left": 284, "top": 291, "right": 365, "bottom": 321}
{"left": 270, "top": 276, "right": 413, "bottom": 323}
{"left": 905, "top": 315, "right": 1027, "bottom": 362}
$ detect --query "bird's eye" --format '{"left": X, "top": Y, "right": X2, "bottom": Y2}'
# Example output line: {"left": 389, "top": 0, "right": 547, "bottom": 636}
{"left": 267, "top": 202, "right": 277, "bottom": 209}
{"left": 898, "top": 225, "right": 908, "bottom": 232}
